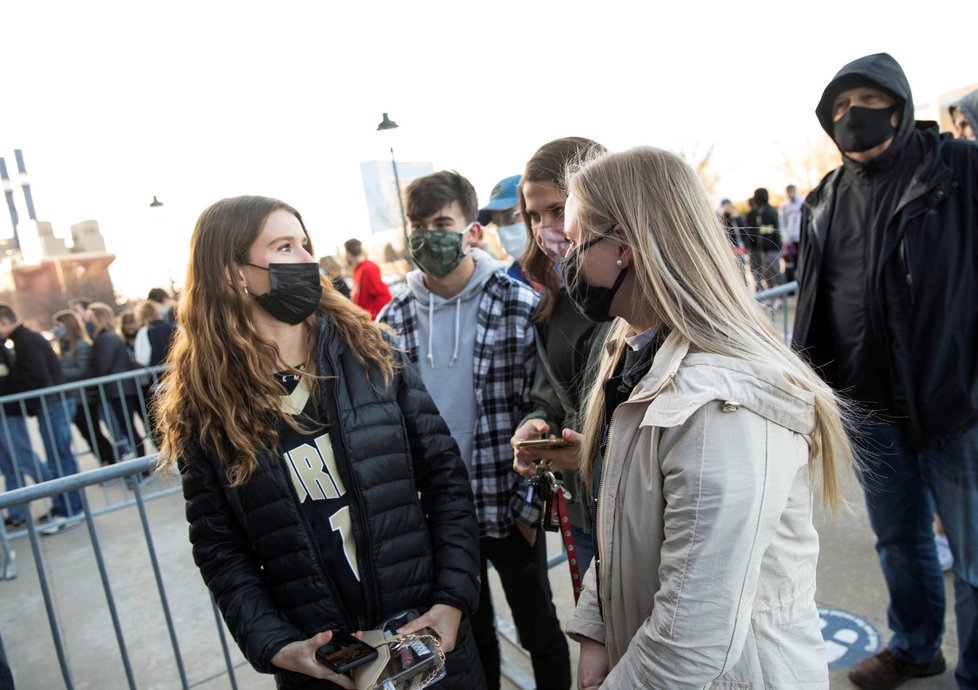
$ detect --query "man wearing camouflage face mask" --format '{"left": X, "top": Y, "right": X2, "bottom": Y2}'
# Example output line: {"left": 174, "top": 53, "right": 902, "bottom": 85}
{"left": 794, "top": 52, "right": 978, "bottom": 690}
{"left": 379, "top": 170, "right": 571, "bottom": 690}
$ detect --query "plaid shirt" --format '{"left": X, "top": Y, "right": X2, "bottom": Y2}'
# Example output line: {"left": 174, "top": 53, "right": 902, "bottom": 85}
{"left": 379, "top": 270, "right": 539, "bottom": 538}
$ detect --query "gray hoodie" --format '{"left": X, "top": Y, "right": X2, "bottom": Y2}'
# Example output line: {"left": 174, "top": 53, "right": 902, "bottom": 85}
{"left": 406, "top": 248, "right": 509, "bottom": 469}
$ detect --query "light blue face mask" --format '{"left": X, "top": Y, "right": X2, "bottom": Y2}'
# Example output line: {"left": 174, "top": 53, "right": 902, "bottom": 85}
{"left": 496, "top": 222, "right": 528, "bottom": 260}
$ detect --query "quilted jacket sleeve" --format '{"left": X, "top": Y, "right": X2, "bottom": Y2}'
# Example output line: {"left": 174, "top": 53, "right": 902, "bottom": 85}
{"left": 182, "top": 444, "right": 303, "bottom": 674}
{"left": 395, "top": 354, "right": 481, "bottom": 617}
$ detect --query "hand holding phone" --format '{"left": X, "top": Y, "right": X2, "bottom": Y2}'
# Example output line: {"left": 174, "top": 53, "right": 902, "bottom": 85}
{"left": 515, "top": 437, "right": 576, "bottom": 449}
{"left": 315, "top": 631, "right": 379, "bottom": 674}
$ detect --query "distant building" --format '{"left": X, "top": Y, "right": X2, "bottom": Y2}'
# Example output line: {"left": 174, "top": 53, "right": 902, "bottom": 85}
{"left": 0, "top": 150, "right": 117, "bottom": 330}
{"left": 70, "top": 220, "right": 107, "bottom": 254}
{"left": 0, "top": 220, "right": 116, "bottom": 331}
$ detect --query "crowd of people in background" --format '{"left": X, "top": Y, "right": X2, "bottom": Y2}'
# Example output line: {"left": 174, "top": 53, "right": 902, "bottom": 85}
{"left": 0, "top": 51, "right": 976, "bottom": 690}
{"left": 0, "top": 287, "right": 178, "bottom": 533}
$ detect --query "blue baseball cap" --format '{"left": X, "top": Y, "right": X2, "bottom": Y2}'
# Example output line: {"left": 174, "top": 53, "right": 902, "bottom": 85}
{"left": 477, "top": 174, "right": 521, "bottom": 225}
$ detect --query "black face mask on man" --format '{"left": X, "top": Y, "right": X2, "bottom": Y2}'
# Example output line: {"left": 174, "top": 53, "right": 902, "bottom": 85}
{"left": 561, "top": 236, "right": 628, "bottom": 323}
{"left": 833, "top": 105, "right": 899, "bottom": 153}
{"left": 246, "top": 262, "right": 323, "bottom": 325}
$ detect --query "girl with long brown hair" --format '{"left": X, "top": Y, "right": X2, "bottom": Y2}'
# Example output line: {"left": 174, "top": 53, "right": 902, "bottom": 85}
{"left": 509, "top": 137, "right": 608, "bottom": 575}
{"left": 155, "top": 196, "right": 482, "bottom": 690}
{"left": 52, "top": 309, "right": 116, "bottom": 464}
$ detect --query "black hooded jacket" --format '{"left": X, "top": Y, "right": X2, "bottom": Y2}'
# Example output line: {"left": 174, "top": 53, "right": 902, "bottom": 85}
{"left": 181, "top": 317, "right": 481, "bottom": 689}
{"left": 793, "top": 53, "right": 978, "bottom": 450}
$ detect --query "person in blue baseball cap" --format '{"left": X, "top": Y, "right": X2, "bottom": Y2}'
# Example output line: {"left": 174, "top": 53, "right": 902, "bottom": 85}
{"left": 478, "top": 175, "right": 528, "bottom": 284}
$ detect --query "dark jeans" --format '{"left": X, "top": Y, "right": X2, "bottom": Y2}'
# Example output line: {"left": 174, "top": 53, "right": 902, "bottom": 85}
{"left": 860, "top": 421, "right": 978, "bottom": 689}
{"left": 571, "top": 523, "right": 595, "bottom": 575}
{"left": 0, "top": 632, "right": 14, "bottom": 690}
{"left": 36, "top": 399, "right": 83, "bottom": 515}
{"left": 471, "top": 530, "right": 570, "bottom": 690}
{"left": 104, "top": 396, "right": 146, "bottom": 459}
{"left": 73, "top": 397, "right": 116, "bottom": 464}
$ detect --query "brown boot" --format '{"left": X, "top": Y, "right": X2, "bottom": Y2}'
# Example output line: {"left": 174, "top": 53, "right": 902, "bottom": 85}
{"left": 847, "top": 649, "right": 946, "bottom": 690}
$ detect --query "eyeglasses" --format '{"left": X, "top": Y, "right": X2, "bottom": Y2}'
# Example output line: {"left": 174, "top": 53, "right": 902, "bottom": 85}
{"left": 490, "top": 208, "right": 522, "bottom": 226}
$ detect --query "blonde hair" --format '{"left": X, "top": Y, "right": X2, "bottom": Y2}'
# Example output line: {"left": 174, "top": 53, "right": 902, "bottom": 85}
{"left": 571, "top": 147, "right": 855, "bottom": 512}
{"left": 155, "top": 196, "right": 397, "bottom": 486}
{"left": 88, "top": 302, "right": 117, "bottom": 334}
{"left": 134, "top": 299, "right": 162, "bottom": 328}
{"left": 319, "top": 255, "right": 344, "bottom": 281}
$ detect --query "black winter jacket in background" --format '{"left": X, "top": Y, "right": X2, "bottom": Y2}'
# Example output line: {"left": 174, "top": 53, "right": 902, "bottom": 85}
{"left": 88, "top": 330, "right": 138, "bottom": 398}
{"left": 793, "top": 52, "right": 978, "bottom": 450}
{"left": 182, "top": 317, "right": 481, "bottom": 689}
{"left": 7, "top": 325, "right": 65, "bottom": 415}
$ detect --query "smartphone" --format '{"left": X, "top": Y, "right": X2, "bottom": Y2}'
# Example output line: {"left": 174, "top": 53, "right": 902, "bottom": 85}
{"left": 516, "top": 438, "right": 576, "bottom": 449}
{"left": 315, "top": 631, "right": 379, "bottom": 674}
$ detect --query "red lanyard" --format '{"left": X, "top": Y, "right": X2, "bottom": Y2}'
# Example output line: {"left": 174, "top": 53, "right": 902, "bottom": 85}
{"left": 550, "top": 489, "right": 582, "bottom": 603}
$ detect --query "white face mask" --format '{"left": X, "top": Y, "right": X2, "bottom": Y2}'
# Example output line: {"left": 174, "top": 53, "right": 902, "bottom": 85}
{"left": 496, "top": 222, "right": 528, "bottom": 260}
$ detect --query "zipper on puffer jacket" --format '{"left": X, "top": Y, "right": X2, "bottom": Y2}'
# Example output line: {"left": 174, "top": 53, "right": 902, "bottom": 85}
{"left": 327, "top": 378, "right": 381, "bottom": 628}
{"left": 274, "top": 457, "right": 358, "bottom": 629}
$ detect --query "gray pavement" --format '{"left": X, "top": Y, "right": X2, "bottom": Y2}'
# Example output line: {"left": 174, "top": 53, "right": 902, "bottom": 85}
{"left": 0, "top": 463, "right": 962, "bottom": 689}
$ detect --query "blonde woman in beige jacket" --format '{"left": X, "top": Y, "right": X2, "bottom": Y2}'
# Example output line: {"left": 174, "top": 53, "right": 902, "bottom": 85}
{"left": 558, "top": 147, "right": 856, "bottom": 689}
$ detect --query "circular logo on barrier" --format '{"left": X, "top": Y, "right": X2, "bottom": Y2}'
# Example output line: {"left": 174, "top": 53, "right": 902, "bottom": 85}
{"left": 818, "top": 607, "right": 882, "bottom": 669}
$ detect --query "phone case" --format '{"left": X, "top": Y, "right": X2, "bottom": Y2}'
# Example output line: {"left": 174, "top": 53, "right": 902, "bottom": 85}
{"left": 517, "top": 438, "right": 574, "bottom": 448}
{"left": 352, "top": 630, "right": 445, "bottom": 690}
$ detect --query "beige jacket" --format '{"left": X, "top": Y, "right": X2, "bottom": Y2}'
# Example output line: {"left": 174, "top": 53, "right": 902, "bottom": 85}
{"left": 567, "top": 331, "right": 828, "bottom": 689}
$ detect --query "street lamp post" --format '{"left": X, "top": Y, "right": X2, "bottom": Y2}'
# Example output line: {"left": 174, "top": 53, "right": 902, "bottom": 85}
{"left": 376, "top": 113, "right": 411, "bottom": 265}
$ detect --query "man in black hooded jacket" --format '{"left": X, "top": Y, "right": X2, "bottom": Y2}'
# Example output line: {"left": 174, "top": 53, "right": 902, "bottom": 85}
{"left": 793, "top": 53, "right": 978, "bottom": 690}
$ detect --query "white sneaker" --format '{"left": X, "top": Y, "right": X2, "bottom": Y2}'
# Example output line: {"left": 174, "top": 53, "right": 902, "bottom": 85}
{"left": 39, "top": 512, "right": 85, "bottom": 536}
{"left": 935, "top": 534, "right": 954, "bottom": 572}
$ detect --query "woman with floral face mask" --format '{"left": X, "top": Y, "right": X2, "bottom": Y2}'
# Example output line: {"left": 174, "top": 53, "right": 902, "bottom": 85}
{"left": 155, "top": 196, "right": 483, "bottom": 690}
{"left": 509, "top": 137, "right": 608, "bottom": 578}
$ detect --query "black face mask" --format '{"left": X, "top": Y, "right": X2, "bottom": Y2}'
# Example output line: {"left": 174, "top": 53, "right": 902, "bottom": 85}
{"left": 561, "top": 236, "right": 628, "bottom": 323}
{"left": 246, "top": 262, "right": 323, "bottom": 325}
{"left": 833, "top": 105, "right": 899, "bottom": 153}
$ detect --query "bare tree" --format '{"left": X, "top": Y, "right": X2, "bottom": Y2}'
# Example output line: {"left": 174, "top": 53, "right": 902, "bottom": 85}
{"left": 780, "top": 136, "right": 841, "bottom": 193}
{"left": 677, "top": 144, "right": 720, "bottom": 198}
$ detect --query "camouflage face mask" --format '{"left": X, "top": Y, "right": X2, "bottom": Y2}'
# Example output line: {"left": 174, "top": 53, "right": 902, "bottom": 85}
{"left": 408, "top": 228, "right": 469, "bottom": 278}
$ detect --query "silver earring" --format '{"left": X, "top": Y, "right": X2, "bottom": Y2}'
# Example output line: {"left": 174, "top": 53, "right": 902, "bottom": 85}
{"left": 616, "top": 259, "right": 623, "bottom": 267}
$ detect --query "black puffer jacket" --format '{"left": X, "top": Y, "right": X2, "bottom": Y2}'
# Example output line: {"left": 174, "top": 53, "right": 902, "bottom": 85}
{"left": 793, "top": 54, "right": 978, "bottom": 450}
{"left": 89, "top": 330, "right": 138, "bottom": 398}
{"left": 182, "top": 317, "right": 481, "bottom": 689}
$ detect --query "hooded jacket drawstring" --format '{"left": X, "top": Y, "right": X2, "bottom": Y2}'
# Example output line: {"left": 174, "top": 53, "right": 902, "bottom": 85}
{"left": 426, "top": 298, "right": 435, "bottom": 368}
{"left": 426, "top": 297, "right": 462, "bottom": 368}
{"left": 449, "top": 298, "right": 461, "bottom": 368}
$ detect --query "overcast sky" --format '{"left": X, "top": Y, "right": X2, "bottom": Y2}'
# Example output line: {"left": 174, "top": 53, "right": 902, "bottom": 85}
{"left": 1, "top": 0, "right": 975, "bottom": 298}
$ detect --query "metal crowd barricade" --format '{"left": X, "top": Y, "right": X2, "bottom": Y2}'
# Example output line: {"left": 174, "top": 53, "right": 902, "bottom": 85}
{"left": 0, "top": 458, "right": 241, "bottom": 690}
{"left": 0, "top": 366, "right": 173, "bottom": 578}
{"left": 753, "top": 280, "right": 798, "bottom": 344}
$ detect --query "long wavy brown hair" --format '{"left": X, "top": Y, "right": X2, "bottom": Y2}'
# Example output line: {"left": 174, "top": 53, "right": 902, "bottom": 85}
{"left": 155, "top": 196, "right": 396, "bottom": 486}
{"left": 52, "top": 309, "right": 90, "bottom": 355}
{"left": 518, "top": 137, "right": 606, "bottom": 321}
